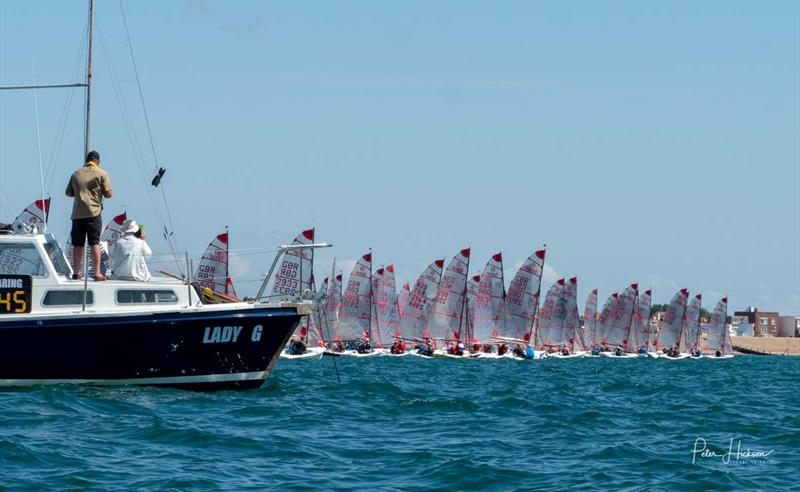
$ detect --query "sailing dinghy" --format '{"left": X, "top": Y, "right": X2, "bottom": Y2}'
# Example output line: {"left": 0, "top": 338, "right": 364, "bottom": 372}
{"left": 704, "top": 297, "right": 734, "bottom": 359}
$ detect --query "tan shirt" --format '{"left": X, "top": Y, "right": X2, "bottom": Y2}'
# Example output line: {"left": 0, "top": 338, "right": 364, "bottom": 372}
{"left": 65, "top": 165, "right": 112, "bottom": 219}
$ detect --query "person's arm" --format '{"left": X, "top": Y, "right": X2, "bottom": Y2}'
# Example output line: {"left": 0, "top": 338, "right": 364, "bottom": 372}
{"left": 65, "top": 176, "right": 74, "bottom": 197}
{"left": 141, "top": 241, "right": 152, "bottom": 259}
{"left": 101, "top": 173, "right": 112, "bottom": 198}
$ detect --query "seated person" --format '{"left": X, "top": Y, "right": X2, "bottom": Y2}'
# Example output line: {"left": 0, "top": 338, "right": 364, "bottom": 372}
{"left": 293, "top": 338, "right": 307, "bottom": 354}
{"left": 614, "top": 346, "right": 623, "bottom": 356}
{"left": 524, "top": 345, "right": 535, "bottom": 359}
{"left": 455, "top": 342, "right": 465, "bottom": 356}
{"left": 497, "top": 343, "right": 508, "bottom": 356}
{"left": 591, "top": 345, "right": 600, "bottom": 356}
{"left": 110, "top": 220, "right": 152, "bottom": 281}
{"left": 512, "top": 344, "right": 525, "bottom": 358}
{"left": 715, "top": 350, "right": 722, "bottom": 357}
{"left": 638, "top": 345, "right": 648, "bottom": 355}
{"left": 561, "top": 346, "right": 570, "bottom": 356}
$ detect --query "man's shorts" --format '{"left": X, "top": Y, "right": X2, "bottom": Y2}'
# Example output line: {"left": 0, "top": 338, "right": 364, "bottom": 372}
{"left": 71, "top": 215, "right": 103, "bottom": 246}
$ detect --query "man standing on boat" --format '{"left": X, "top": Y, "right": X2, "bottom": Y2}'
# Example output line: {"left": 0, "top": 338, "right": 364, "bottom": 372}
{"left": 65, "top": 150, "right": 112, "bottom": 280}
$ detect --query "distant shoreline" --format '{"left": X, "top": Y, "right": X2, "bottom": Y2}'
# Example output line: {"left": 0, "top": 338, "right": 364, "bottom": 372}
{"left": 728, "top": 336, "right": 800, "bottom": 356}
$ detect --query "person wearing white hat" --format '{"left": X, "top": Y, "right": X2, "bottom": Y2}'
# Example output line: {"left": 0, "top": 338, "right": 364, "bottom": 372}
{"left": 109, "top": 219, "right": 152, "bottom": 281}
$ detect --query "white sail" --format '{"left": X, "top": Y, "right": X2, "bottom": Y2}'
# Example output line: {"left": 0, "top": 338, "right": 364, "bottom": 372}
{"left": 654, "top": 289, "right": 689, "bottom": 351}
{"left": 705, "top": 297, "right": 729, "bottom": 354}
{"left": 606, "top": 283, "right": 638, "bottom": 349}
{"left": 626, "top": 295, "right": 641, "bottom": 354}
{"left": 499, "top": 249, "right": 546, "bottom": 343}
{"left": 397, "top": 259, "right": 443, "bottom": 340}
{"left": 398, "top": 282, "right": 410, "bottom": 319}
{"left": 12, "top": 198, "right": 49, "bottom": 232}
{"left": 194, "top": 231, "right": 232, "bottom": 296}
{"left": 427, "top": 248, "right": 470, "bottom": 344}
{"left": 324, "top": 259, "right": 342, "bottom": 342}
{"left": 596, "top": 292, "right": 619, "bottom": 346}
{"left": 583, "top": 289, "right": 599, "bottom": 347}
{"left": 465, "top": 274, "right": 480, "bottom": 344}
{"left": 308, "top": 276, "right": 328, "bottom": 346}
{"left": 271, "top": 229, "right": 314, "bottom": 300}
{"left": 338, "top": 252, "right": 373, "bottom": 341}
{"left": 685, "top": 294, "right": 703, "bottom": 351}
{"left": 376, "top": 264, "right": 400, "bottom": 344}
{"left": 536, "top": 279, "right": 566, "bottom": 347}
{"left": 564, "top": 277, "right": 584, "bottom": 350}
{"left": 473, "top": 253, "right": 506, "bottom": 343}
{"left": 637, "top": 289, "right": 653, "bottom": 352}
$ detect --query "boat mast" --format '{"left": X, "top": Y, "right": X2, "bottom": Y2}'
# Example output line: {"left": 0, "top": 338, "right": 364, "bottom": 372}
{"left": 80, "top": 0, "right": 94, "bottom": 312}
{"left": 84, "top": 0, "right": 94, "bottom": 157}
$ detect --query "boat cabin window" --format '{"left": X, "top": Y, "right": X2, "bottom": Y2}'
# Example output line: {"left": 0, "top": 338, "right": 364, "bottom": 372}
{"left": 0, "top": 243, "right": 47, "bottom": 277}
{"left": 116, "top": 289, "right": 178, "bottom": 304}
{"left": 43, "top": 239, "right": 72, "bottom": 277}
{"left": 43, "top": 290, "right": 94, "bottom": 306}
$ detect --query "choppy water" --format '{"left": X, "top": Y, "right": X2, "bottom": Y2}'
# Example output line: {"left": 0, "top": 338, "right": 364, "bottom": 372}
{"left": 1, "top": 356, "right": 798, "bottom": 490}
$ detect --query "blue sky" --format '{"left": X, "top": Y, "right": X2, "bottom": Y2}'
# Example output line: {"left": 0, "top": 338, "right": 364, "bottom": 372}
{"left": 1, "top": 0, "right": 798, "bottom": 314}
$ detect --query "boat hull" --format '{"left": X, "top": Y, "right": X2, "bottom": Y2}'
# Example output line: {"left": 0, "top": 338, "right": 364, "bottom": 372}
{"left": 0, "top": 306, "right": 302, "bottom": 390}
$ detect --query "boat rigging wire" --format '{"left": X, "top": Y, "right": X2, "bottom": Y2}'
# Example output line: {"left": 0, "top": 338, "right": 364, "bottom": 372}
{"left": 95, "top": 17, "right": 184, "bottom": 276}
{"left": 117, "top": 0, "right": 182, "bottom": 269}
{"left": 32, "top": 65, "right": 47, "bottom": 231}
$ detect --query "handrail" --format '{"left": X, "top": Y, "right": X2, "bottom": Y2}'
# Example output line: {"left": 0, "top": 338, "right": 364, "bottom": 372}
{"left": 251, "top": 243, "right": 332, "bottom": 303}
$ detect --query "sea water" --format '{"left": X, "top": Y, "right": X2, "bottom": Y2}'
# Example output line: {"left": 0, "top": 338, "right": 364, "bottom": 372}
{"left": 1, "top": 356, "right": 798, "bottom": 490}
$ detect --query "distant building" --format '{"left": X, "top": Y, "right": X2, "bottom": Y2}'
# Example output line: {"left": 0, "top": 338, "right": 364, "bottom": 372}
{"left": 734, "top": 307, "right": 780, "bottom": 337}
{"left": 778, "top": 316, "right": 800, "bottom": 337}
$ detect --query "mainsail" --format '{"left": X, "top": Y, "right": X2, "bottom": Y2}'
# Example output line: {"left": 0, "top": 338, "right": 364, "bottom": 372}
{"left": 564, "top": 277, "right": 584, "bottom": 350}
{"left": 499, "top": 249, "right": 546, "bottom": 343}
{"left": 324, "top": 259, "right": 342, "bottom": 341}
{"left": 465, "top": 274, "right": 480, "bottom": 343}
{"left": 655, "top": 289, "right": 689, "bottom": 350}
{"left": 683, "top": 294, "right": 702, "bottom": 351}
{"left": 397, "top": 259, "right": 444, "bottom": 340}
{"left": 338, "top": 253, "right": 373, "bottom": 341}
{"left": 13, "top": 199, "right": 50, "bottom": 232}
{"left": 310, "top": 277, "right": 329, "bottom": 345}
{"left": 596, "top": 292, "right": 619, "bottom": 346}
{"left": 637, "top": 289, "right": 653, "bottom": 351}
{"left": 398, "top": 282, "right": 410, "bottom": 319}
{"left": 606, "top": 283, "right": 638, "bottom": 349}
{"left": 583, "top": 288, "right": 599, "bottom": 347}
{"left": 377, "top": 264, "right": 400, "bottom": 344}
{"left": 537, "top": 279, "right": 566, "bottom": 347}
{"left": 271, "top": 229, "right": 314, "bottom": 300}
{"left": 427, "top": 248, "right": 470, "bottom": 343}
{"left": 194, "top": 231, "right": 235, "bottom": 296}
{"left": 473, "top": 253, "right": 506, "bottom": 343}
{"left": 705, "top": 297, "right": 731, "bottom": 354}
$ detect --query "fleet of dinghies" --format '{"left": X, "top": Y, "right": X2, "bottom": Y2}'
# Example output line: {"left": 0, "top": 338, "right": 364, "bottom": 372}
{"left": 6, "top": 203, "right": 734, "bottom": 361}
{"left": 260, "top": 229, "right": 734, "bottom": 361}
